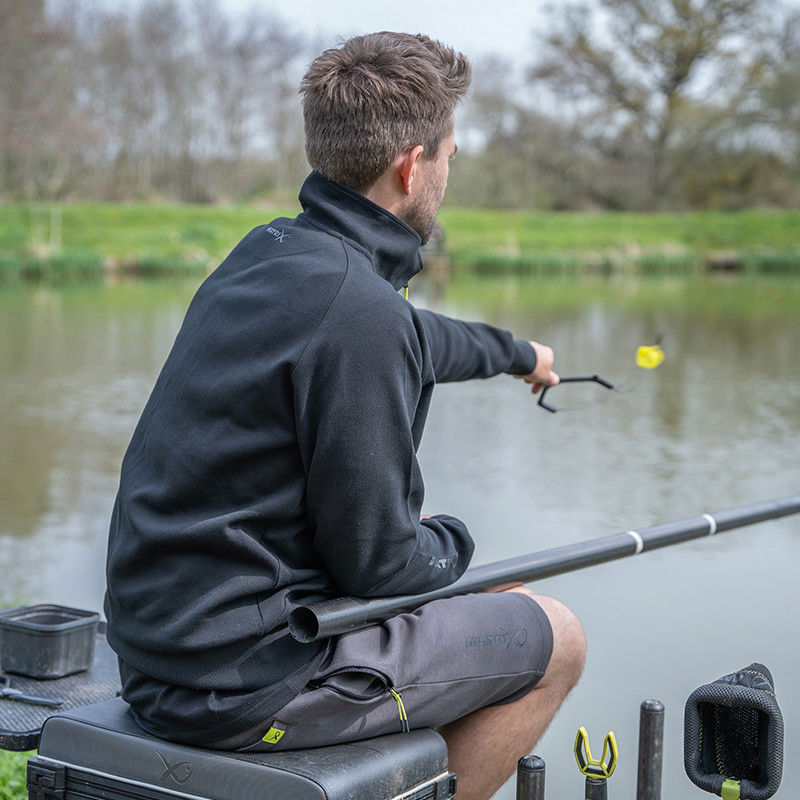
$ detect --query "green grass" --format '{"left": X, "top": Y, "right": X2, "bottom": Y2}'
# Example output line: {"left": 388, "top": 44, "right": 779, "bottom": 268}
{"left": 0, "top": 203, "right": 295, "bottom": 260}
{"left": 438, "top": 206, "right": 800, "bottom": 275}
{"left": 0, "top": 750, "right": 30, "bottom": 800}
{"left": 438, "top": 206, "right": 800, "bottom": 253}
{"left": 0, "top": 601, "right": 33, "bottom": 800}
{"left": 1, "top": 202, "right": 799, "bottom": 281}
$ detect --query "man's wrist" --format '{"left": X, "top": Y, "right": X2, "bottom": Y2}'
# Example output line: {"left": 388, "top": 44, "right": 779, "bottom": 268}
{"left": 508, "top": 339, "right": 537, "bottom": 375}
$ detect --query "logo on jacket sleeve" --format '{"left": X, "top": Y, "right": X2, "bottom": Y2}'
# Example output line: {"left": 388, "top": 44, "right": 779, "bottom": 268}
{"left": 428, "top": 554, "right": 458, "bottom": 568}
{"left": 267, "top": 226, "right": 291, "bottom": 243}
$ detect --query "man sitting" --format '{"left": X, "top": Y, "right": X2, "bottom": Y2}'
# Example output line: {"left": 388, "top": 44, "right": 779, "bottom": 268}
{"left": 104, "top": 32, "right": 585, "bottom": 800}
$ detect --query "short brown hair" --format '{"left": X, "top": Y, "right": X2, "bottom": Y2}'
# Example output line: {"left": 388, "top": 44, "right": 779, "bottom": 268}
{"left": 300, "top": 32, "right": 471, "bottom": 193}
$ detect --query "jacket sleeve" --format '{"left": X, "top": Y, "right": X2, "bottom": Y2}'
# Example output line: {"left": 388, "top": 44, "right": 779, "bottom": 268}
{"left": 294, "top": 301, "right": 474, "bottom": 597}
{"left": 416, "top": 309, "right": 536, "bottom": 383}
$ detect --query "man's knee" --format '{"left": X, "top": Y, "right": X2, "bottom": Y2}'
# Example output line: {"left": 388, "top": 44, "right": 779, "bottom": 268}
{"left": 506, "top": 587, "right": 586, "bottom": 689}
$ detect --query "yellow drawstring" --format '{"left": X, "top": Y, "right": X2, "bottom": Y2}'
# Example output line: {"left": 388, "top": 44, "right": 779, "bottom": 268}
{"left": 389, "top": 687, "right": 409, "bottom": 733}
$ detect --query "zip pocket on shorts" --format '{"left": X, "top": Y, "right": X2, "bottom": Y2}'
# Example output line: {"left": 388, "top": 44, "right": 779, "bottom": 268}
{"left": 311, "top": 666, "right": 409, "bottom": 733}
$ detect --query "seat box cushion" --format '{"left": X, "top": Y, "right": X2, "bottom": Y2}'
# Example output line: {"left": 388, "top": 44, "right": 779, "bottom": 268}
{"left": 34, "top": 698, "right": 452, "bottom": 800}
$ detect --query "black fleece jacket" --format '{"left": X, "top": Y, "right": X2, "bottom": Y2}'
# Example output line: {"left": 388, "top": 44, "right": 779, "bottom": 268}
{"left": 104, "top": 171, "right": 537, "bottom": 745}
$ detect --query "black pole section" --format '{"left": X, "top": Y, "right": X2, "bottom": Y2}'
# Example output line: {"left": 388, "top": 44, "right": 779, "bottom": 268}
{"left": 636, "top": 700, "right": 664, "bottom": 800}
{"left": 289, "top": 494, "right": 800, "bottom": 642}
{"left": 516, "top": 755, "right": 546, "bottom": 800}
{"left": 585, "top": 776, "right": 608, "bottom": 800}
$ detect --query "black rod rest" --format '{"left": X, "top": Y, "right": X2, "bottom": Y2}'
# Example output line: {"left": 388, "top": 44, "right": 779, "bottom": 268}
{"left": 28, "top": 698, "right": 456, "bottom": 800}
{"left": 537, "top": 374, "right": 614, "bottom": 413}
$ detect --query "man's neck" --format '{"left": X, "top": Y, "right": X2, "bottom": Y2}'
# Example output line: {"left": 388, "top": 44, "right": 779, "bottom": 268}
{"left": 364, "top": 175, "right": 406, "bottom": 221}
{"left": 298, "top": 172, "right": 423, "bottom": 291}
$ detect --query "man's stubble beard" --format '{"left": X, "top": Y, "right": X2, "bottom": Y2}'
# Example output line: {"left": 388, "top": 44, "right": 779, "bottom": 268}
{"left": 400, "top": 169, "right": 445, "bottom": 246}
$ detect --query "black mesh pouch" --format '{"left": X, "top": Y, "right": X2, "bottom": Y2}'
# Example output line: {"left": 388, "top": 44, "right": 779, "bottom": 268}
{"left": 684, "top": 663, "right": 783, "bottom": 799}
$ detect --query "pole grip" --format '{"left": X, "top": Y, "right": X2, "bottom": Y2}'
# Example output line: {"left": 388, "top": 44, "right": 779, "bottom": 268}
{"left": 516, "top": 754, "right": 545, "bottom": 800}
{"left": 636, "top": 699, "right": 665, "bottom": 800}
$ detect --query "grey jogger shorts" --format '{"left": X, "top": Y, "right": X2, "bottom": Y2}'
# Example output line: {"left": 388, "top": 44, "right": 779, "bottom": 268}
{"left": 228, "top": 591, "right": 553, "bottom": 752}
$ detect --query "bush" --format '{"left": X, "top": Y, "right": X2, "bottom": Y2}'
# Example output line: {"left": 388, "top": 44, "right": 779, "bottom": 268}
{"left": 454, "top": 252, "right": 583, "bottom": 277}
{"left": 0, "top": 254, "right": 23, "bottom": 282}
{"left": 742, "top": 252, "right": 800, "bottom": 275}
{"left": 5, "top": 251, "right": 105, "bottom": 283}
{"left": 634, "top": 253, "right": 703, "bottom": 275}
{"left": 130, "top": 256, "right": 208, "bottom": 278}
{"left": 41, "top": 252, "right": 104, "bottom": 280}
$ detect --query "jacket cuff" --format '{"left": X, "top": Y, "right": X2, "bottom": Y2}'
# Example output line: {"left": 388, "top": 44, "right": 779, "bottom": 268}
{"left": 507, "top": 340, "right": 537, "bottom": 375}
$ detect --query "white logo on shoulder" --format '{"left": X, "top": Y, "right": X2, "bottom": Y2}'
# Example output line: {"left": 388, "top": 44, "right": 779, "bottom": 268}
{"left": 267, "top": 226, "right": 291, "bottom": 243}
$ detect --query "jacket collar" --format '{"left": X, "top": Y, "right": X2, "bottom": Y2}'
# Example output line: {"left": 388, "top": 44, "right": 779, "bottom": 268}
{"left": 298, "top": 171, "right": 423, "bottom": 290}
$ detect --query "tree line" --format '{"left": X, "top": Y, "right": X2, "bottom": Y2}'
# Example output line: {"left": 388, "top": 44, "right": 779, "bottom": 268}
{"left": 2, "top": 0, "right": 799, "bottom": 210}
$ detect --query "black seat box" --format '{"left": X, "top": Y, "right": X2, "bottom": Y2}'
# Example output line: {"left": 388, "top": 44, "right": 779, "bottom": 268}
{"left": 28, "top": 698, "right": 454, "bottom": 800}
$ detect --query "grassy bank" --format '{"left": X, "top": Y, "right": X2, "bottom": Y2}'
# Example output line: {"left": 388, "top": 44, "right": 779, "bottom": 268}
{"left": 0, "top": 751, "right": 29, "bottom": 800}
{"left": 1, "top": 202, "right": 799, "bottom": 281}
{"left": 442, "top": 207, "right": 800, "bottom": 276}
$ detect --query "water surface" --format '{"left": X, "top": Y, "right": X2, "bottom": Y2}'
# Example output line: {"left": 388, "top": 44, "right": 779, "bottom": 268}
{"left": 1, "top": 275, "right": 798, "bottom": 798}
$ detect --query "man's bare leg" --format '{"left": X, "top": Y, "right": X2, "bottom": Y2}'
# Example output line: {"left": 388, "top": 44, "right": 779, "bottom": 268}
{"left": 438, "top": 589, "right": 585, "bottom": 800}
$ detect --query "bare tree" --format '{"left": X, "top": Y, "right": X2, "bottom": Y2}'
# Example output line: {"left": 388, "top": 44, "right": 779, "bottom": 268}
{"left": 1, "top": 0, "right": 796, "bottom": 208}
{"left": 0, "top": 0, "right": 91, "bottom": 199}
{"left": 193, "top": 1, "right": 307, "bottom": 197}
{"left": 528, "top": 0, "right": 770, "bottom": 207}
{"left": 757, "top": 10, "right": 800, "bottom": 164}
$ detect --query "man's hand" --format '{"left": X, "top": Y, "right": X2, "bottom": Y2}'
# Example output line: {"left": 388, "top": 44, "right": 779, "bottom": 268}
{"left": 514, "top": 341, "right": 559, "bottom": 394}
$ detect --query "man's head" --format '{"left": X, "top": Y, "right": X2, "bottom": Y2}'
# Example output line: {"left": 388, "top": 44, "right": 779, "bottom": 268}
{"left": 300, "top": 32, "right": 470, "bottom": 243}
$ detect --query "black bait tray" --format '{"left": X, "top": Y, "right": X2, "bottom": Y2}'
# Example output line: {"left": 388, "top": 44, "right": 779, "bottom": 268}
{"left": 0, "top": 605, "right": 100, "bottom": 679}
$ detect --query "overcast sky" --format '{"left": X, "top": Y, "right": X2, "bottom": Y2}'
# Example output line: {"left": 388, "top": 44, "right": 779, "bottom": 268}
{"left": 214, "top": 0, "right": 548, "bottom": 62}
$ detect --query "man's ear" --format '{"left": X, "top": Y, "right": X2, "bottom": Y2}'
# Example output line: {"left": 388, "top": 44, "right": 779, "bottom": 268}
{"left": 398, "top": 145, "right": 424, "bottom": 195}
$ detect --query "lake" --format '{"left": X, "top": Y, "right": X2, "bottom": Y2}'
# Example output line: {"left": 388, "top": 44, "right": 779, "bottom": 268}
{"left": 1, "top": 274, "right": 798, "bottom": 798}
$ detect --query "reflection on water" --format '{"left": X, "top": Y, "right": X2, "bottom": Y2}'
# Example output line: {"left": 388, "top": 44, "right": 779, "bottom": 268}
{"left": 0, "top": 283, "right": 196, "bottom": 607}
{"left": 1, "top": 276, "right": 798, "bottom": 799}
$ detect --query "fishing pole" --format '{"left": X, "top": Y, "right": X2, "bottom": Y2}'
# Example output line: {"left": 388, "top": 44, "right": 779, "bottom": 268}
{"left": 289, "top": 494, "right": 800, "bottom": 643}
